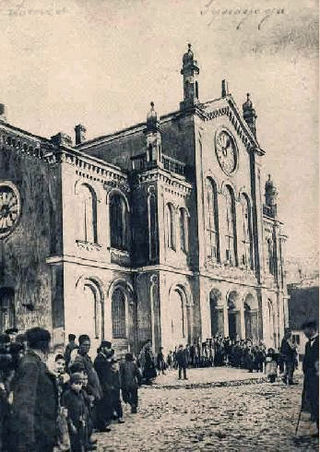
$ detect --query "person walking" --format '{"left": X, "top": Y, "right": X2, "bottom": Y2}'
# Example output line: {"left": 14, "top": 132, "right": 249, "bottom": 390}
{"left": 176, "top": 344, "right": 188, "bottom": 380}
{"left": 280, "top": 328, "right": 297, "bottom": 385}
{"left": 156, "top": 347, "right": 166, "bottom": 375}
{"left": 120, "top": 353, "right": 141, "bottom": 414}
{"left": 10, "top": 327, "right": 58, "bottom": 452}
{"left": 301, "top": 321, "right": 319, "bottom": 431}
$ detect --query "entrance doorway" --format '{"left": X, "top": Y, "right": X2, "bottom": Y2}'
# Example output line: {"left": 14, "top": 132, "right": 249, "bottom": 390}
{"left": 227, "top": 291, "right": 239, "bottom": 340}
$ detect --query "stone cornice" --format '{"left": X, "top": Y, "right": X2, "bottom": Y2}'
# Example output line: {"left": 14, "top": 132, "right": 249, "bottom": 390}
{"left": 137, "top": 168, "right": 192, "bottom": 197}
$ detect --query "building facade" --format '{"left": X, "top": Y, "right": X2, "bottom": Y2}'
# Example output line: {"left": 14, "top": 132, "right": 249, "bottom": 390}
{"left": 0, "top": 46, "right": 288, "bottom": 354}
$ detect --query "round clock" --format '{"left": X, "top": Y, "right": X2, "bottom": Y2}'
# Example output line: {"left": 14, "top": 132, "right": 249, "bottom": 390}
{"left": 215, "top": 130, "right": 238, "bottom": 175}
{"left": 0, "top": 182, "right": 21, "bottom": 238}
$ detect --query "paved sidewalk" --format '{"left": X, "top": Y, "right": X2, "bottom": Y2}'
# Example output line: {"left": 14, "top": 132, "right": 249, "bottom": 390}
{"left": 150, "top": 366, "right": 267, "bottom": 389}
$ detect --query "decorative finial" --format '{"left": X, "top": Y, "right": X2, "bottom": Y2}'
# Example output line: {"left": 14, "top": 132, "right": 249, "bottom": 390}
{"left": 146, "top": 101, "right": 159, "bottom": 132}
{"left": 188, "top": 43, "right": 192, "bottom": 50}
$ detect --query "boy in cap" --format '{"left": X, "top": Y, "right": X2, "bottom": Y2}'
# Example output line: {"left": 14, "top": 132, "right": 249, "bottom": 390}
{"left": 62, "top": 373, "right": 96, "bottom": 451}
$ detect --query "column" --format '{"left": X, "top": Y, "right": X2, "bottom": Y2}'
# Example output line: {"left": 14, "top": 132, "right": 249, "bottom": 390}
{"left": 223, "top": 305, "right": 229, "bottom": 337}
{"left": 239, "top": 305, "right": 245, "bottom": 339}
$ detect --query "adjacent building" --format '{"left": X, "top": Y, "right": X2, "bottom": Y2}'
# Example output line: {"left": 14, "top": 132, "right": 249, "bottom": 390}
{"left": 0, "top": 45, "right": 288, "bottom": 354}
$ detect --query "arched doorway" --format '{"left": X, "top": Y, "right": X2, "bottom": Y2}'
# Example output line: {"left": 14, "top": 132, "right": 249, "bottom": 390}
{"left": 227, "top": 291, "right": 239, "bottom": 340}
{"left": 0, "top": 288, "right": 15, "bottom": 332}
{"left": 209, "top": 289, "right": 223, "bottom": 337}
{"left": 169, "top": 287, "right": 188, "bottom": 348}
{"left": 244, "top": 294, "right": 258, "bottom": 341}
{"left": 74, "top": 279, "right": 103, "bottom": 357}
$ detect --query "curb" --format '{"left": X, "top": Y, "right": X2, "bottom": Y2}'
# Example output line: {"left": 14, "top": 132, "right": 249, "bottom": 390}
{"left": 143, "top": 377, "right": 267, "bottom": 390}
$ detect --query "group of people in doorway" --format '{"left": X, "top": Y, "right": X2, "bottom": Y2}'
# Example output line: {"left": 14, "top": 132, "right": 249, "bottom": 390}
{"left": 0, "top": 321, "right": 318, "bottom": 451}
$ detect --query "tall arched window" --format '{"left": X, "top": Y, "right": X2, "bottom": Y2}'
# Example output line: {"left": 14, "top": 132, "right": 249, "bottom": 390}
{"left": 78, "top": 184, "right": 97, "bottom": 243}
{"left": 267, "top": 238, "right": 275, "bottom": 275}
{"left": 111, "top": 288, "right": 126, "bottom": 339}
{"left": 267, "top": 299, "right": 274, "bottom": 345}
{"left": 110, "top": 192, "right": 129, "bottom": 250}
{"left": 206, "top": 178, "right": 220, "bottom": 261}
{"left": 225, "top": 186, "right": 237, "bottom": 266}
{"left": 240, "top": 194, "right": 253, "bottom": 269}
{"left": 166, "top": 203, "right": 176, "bottom": 250}
{"left": 148, "top": 194, "right": 158, "bottom": 260}
{"left": 179, "top": 208, "right": 189, "bottom": 253}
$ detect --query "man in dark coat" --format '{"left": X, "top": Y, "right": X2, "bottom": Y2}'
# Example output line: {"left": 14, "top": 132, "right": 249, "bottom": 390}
{"left": 72, "top": 335, "right": 102, "bottom": 402}
{"left": 302, "top": 320, "right": 319, "bottom": 429}
{"left": 280, "top": 328, "right": 297, "bottom": 384}
{"left": 176, "top": 344, "right": 188, "bottom": 380}
{"left": 10, "top": 327, "right": 58, "bottom": 452}
{"left": 93, "top": 341, "right": 114, "bottom": 431}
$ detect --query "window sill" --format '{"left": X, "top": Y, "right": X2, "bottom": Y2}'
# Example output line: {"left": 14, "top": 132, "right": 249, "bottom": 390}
{"left": 76, "top": 240, "right": 102, "bottom": 252}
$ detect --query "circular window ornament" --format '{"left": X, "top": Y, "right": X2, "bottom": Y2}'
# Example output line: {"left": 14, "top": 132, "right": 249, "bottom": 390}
{"left": 215, "top": 129, "right": 238, "bottom": 175}
{"left": 0, "top": 181, "right": 21, "bottom": 239}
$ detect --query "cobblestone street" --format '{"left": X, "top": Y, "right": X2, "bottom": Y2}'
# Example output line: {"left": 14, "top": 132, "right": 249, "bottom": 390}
{"left": 94, "top": 368, "right": 318, "bottom": 452}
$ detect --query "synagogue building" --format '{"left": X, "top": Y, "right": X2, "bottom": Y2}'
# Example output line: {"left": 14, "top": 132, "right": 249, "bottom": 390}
{"left": 0, "top": 45, "right": 288, "bottom": 354}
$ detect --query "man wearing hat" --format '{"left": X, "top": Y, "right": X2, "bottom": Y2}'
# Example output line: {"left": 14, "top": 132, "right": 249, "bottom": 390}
{"left": 94, "top": 340, "right": 114, "bottom": 431}
{"left": 10, "top": 327, "right": 58, "bottom": 452}
{"left": 5, "top": 328, "right": 18, "bottom": 343}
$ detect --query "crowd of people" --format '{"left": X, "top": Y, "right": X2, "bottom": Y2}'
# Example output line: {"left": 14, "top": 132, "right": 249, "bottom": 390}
{"left": 156, "top": 334, "right": 296, "bottom": 383}
{"left": 0, "top": 322, "right": 318, "bottom": 451}
{"left": 0, "top": 329, "right": 142, "bottom": 452}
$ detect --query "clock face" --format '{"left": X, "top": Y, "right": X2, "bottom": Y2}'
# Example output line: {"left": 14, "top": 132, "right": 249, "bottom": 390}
{"left": 215, "top": 130, "right": 238, "bottom": 175}
{"left": 0, "top": 182, "right": 21, "bottom": 238}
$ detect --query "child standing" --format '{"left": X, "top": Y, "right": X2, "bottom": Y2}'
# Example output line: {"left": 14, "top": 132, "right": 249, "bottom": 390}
{"left": 61, "top": 373, "right": 92, "bottom": 452}
{"left": 265, "top": 348, "right": 278, "bottom": 383}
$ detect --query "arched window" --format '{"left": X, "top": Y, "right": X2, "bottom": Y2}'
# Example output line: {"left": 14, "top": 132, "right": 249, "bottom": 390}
{"left": 148, "top": 194, "right": 158, "bottom": 260}
{"left": 267, "top": 299, "right": 274, "bottom": 345}
{"left": 240, "top": 194, "right": 253, "bottom": 269}
{"left": 225, "top": 186, "right": 237, "bottom": 266}
{"left": 111, "top": 288, "right": 126, "bottom": 339}
{"left": 195, "top": 81, "right": 199, "bottom": 99}
{"left": 78, "top": 184, "right": 97, "bottom": 243}
{"left": 166, "top": 203, "right": 176, "bottom": 250}
{"left": 110, "top": 192, "right": 129, "bottom": 251}
{"left": 179, "top": 208, "right": 189, "bottom": 253}
{"left": 267, "top": 238, "right": 275, "bottom": 275}
{"left": 206, "top": 178, "right": 220, "bottom": 261}
{"left": 0, "top": 288, "right": 15, "bottom": 332}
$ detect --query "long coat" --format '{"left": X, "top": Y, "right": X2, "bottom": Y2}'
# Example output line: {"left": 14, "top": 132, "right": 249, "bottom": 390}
{"left": 10, "top": 350, "right": 58, "bottom": 452}
{"left": 302, "top": 335, "right": 319, "bottom": 423}
{"left": 73, "top": 352, "right": 102, "bottom": 401}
